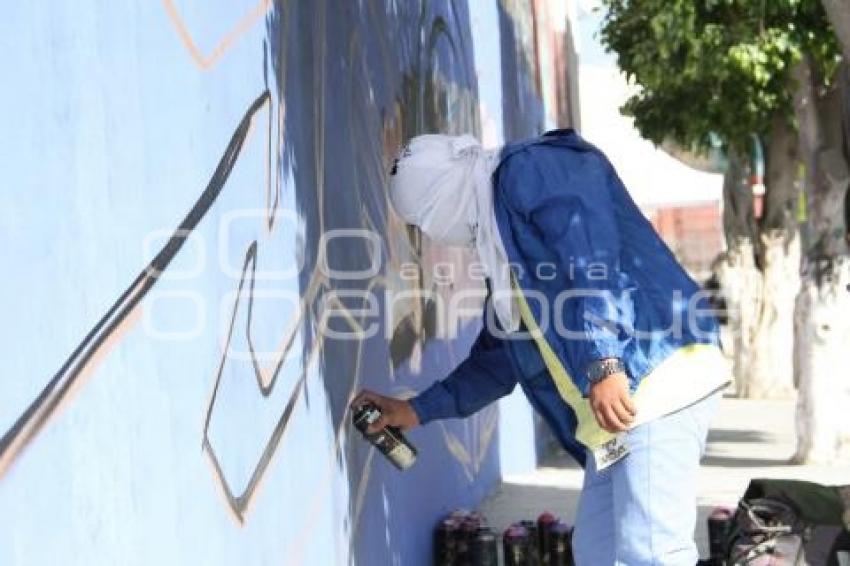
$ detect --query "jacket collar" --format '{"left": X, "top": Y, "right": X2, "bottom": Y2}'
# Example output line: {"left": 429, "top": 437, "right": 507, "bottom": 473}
{"left": 496, "top": 128, "right": 580, "bottom": 166}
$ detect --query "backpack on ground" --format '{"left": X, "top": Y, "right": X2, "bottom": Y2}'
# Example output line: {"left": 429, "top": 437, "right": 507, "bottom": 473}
{"left": 711, "top": 478, "right": 850, "bottom": 565}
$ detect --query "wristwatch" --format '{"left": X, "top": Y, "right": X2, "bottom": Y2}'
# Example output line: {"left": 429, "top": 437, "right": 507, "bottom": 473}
{"left": 586, "top": 358, "right": 626, "bottom": 385}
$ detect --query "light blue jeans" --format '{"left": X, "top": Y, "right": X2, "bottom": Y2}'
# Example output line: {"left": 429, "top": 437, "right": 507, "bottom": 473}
{"left": 572, "top": 391, "right": 720, "bottom": 565}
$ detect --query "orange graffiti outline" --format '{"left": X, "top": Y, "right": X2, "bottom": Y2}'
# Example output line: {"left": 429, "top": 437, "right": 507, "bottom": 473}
{"left": 162, "top": 0, "right": 272, "bottom": 70}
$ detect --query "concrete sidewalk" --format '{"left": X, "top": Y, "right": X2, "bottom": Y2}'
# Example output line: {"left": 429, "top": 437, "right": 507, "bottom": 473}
{"left": 479, "top": 397, "right": 850, "bottom": 558}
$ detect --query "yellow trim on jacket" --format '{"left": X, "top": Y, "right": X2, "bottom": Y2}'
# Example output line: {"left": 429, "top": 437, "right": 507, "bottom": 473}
{"left": 512, "top": 279, "right": 730, "bottom": 450}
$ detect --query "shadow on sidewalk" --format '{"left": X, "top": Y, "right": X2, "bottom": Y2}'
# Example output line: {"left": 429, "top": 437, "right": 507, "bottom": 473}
{"left": 703, "top": 454, "right": 790, "bottom": 468}
{"left": 707, "top": 428, "right": 774, "bottom": 444}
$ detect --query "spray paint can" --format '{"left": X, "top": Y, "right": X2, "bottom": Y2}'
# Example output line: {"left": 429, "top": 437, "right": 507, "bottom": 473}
{"left": 549, "top": 521, "right": 573, "bottom": 566}
{"left": 469, "top": 527, "right": 498, "bottom": 566}
{"left": 456, "top": 516, "right": 481, "bottom": 564}
{"left": 352, "top": 402, "right": 417, "bottom": 471}
{"left": 537, "top": 512, "right": 557, "bottom": 565}
{"left": 434, "top": 517, "right": 461, "bottom": 566}
{"left": 519, "top": 520, "right": 541, "bottom": 565}
{"left": 503, "top": 524, "right": 531, "bottom": 566}
{"left": 707, "top": 507, "right": 733, "bottom": 565}
{"left": 435, "top": 511, "right": 489, "bottom": 566}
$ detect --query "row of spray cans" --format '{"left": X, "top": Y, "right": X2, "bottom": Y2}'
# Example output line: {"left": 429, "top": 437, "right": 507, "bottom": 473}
{"left": 434, "top": 510, "right": 574, "bottom": 566}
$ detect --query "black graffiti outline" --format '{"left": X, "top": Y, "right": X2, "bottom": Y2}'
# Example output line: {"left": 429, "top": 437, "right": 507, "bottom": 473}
{"left": 200, "top": 239, "right": 319, "bottom": 522}
{"left": 0, "top": 90, "right": 272, "bottom": 479}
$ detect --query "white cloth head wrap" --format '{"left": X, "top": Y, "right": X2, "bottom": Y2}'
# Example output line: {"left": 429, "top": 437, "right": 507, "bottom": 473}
{"left": 389, "top": 134, "right": 519, "bottom": 332}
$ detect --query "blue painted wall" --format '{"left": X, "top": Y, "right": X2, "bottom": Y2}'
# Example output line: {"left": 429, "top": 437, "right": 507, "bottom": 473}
{"left": 0, "top": 1, "right": 578, "bottom": 564}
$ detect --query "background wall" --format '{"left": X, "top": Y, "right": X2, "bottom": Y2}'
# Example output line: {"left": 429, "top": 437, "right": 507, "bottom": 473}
{"left": 0, "top": 1, "right": 579, "bottom": 564}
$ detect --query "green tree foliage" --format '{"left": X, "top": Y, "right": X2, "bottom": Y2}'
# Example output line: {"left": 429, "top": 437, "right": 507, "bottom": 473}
{"left": 599, "top": 0, "right": 842, "bottom": 153}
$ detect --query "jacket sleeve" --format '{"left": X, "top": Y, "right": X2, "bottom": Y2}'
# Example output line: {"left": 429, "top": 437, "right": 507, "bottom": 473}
{"left": 408, "top": 322, "right": 518, "bottom": 425}
{"left": 498, "top": 146, "right": 635, "bottom": 395}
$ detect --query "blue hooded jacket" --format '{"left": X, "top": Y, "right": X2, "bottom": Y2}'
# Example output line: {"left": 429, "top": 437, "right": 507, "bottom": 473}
{"left": 409, "top": 129, "right": 719, "bottom": 465}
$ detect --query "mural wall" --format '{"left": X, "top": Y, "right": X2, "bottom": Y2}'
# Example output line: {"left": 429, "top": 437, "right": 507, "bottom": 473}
{"left": 0, "top": 1, "right": 579, "bottom": 564}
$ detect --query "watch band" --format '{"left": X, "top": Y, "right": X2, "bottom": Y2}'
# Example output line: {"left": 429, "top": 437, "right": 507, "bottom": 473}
{"left": 587, "top": 358, "right": 625, "bottom": 385}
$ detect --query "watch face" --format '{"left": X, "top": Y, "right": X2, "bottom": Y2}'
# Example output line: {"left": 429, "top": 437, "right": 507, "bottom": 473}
{"left": 588, "top": 359, "right": 623, "bottom": 382}
{"left": 588, "top": 363, "right": 605, "bottom": 383}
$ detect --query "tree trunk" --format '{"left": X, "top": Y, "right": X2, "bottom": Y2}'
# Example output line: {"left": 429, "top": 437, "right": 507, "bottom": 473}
{"left": 716, "top": 124, "right": 802, "bottom": 399}
{"left": 715, "top": 149, "right": 762, "bottom": 395}
{"left": 746, "top": 231, "right": 800, "bottom": 398}
{"left": 746, "top": 117, "right": 801, "bottom": 398}
{"left": 822, "top": 0, "right": 850, "bottom": 63}
{"left": 793, "top": 262, "right": 850, "bottom": 463}
{"left": 721, "top": 148, "right": 758, "bottom": 246}
{"left": 715, "top": 238, "right": 762, "bottom": 396}
{"left": 791, "top": 58, "right": 850, "bottom": 464}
